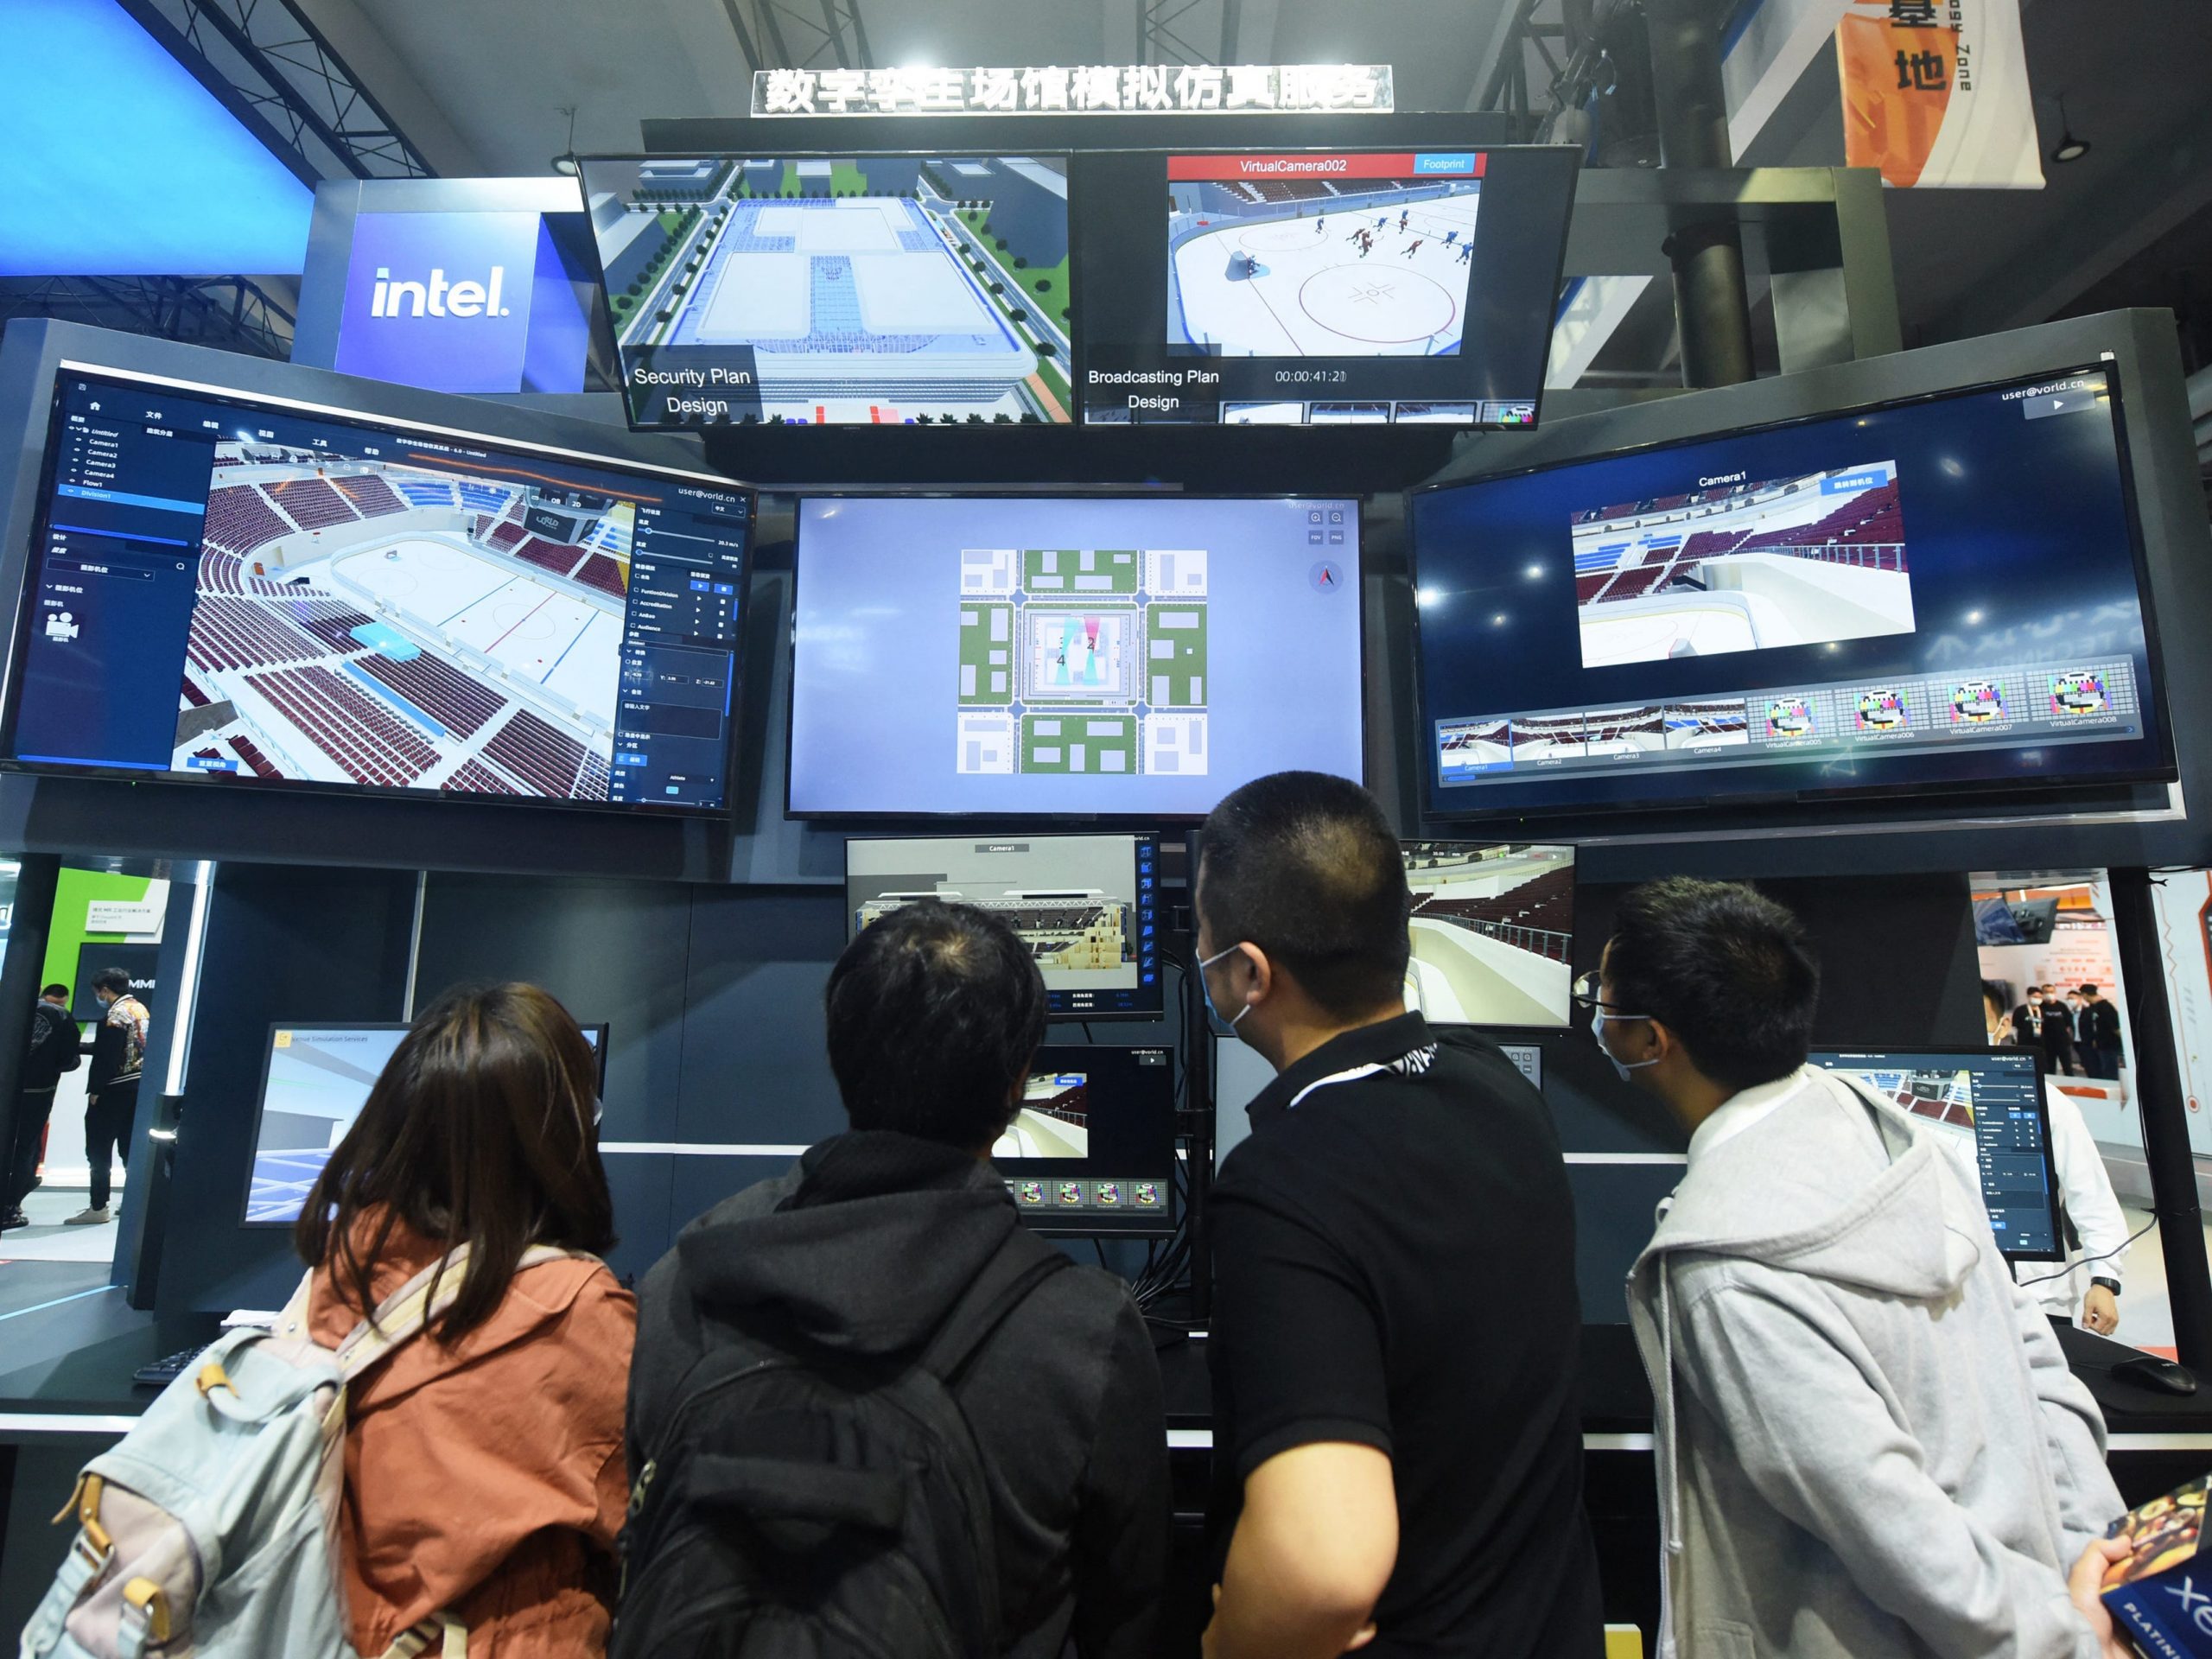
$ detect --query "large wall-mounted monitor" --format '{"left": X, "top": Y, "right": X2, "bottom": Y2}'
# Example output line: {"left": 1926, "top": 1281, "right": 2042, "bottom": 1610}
{"left": 791, "top": 493, "right": 1363, "bottom": 818}
{"left": 245, "top": 1020, "right": 608, "bottom": 1224}
{"left": 844, "top": 833, "right": 1161, "bottom": 1020}
{"left": 3, "top": 365, "right": 753, "bottom": 812}
{"left": 1808, "top": 1046, "right": 2061, "bottom": 1262}
{"left": 999, "top": 1043, "right": 1177, "bottom": 1236}
{"left": 1409, "top": 363, "right": 2175, "bottom": 820}
{"left": 1073, "top": 145, "right": 1578, "bottom": 428}
{"left": 578, "top": 154, "right": 1072, "bottom": 428}
{"left": 1402, "top": 841, "right": 1573, "bottom": 1027}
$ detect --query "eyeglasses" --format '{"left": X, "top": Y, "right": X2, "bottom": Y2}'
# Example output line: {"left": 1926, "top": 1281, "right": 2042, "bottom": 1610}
{"left": 1571, "top": 972, "right": 1649, "bottom": 1019}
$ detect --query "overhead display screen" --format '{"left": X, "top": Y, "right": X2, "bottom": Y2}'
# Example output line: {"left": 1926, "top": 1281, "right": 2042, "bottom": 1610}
{"left": 578, "top": 155, "right": 1073, "bottom": 427}
{"left": 4, "top": 367, "right": 753, "bottom": 811}
{"left": 790, "top": 494, "right": 1363, "bottom": 817}
{"left": 1409, "top": 365, "right": 2173, "bottom": 818}
{"left": 1073, "top": 146, "right": 1578, "bottom": 427}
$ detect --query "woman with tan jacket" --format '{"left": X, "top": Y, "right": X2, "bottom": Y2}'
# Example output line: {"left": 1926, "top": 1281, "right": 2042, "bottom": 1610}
{"left": 296, "top": 982, "right": 635, "bottom": 1657}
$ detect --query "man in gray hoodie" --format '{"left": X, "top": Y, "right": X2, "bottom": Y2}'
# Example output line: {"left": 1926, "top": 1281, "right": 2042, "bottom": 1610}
{"left": 1597, "top": 877, "right": 2133, "bottom": 1659}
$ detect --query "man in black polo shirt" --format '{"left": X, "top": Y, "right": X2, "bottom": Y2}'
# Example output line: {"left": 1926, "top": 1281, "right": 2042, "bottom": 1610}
{"left": 1198, "top": 772, "right": 1602, "bottom": 1659}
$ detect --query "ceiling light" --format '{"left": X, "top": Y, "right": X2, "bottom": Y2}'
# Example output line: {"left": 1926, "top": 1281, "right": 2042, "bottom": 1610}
{"left": 2050, "top": 97, "right": 2089, "bottom": 163}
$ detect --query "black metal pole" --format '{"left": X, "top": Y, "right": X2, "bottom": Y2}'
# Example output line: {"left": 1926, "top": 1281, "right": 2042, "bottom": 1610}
{"left": 0, "top": 855, "right": 64, "bottom": 1211}
{"left": 2108, "top": 868, "right": 2212, "bottom": 1373}
{"left": 1645, "top": 0, "right": 1757, "bottom": 388}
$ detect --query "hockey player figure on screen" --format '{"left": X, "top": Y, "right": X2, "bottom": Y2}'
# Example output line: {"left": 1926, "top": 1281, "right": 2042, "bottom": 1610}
{"left": 1398, "top": 210, "right": 1410, "bottom": 232}
{"left": 1400, "top": 239, "right": 1424, "bottom": 259}
{"left": 1458, "top": 241, "right": 1473, "bottom": 265}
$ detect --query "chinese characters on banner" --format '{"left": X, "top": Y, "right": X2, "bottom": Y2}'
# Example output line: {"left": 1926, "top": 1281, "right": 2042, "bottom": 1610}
{"left": 1836, "top": 0, "right": 2044, "bottom": 187}
{"left": 751, "top": 63, "right": 1394, "bottom": 118}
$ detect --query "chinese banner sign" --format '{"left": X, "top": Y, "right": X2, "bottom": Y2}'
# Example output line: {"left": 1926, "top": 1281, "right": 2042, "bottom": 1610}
{"left": 1836, "top": 0, "right": 2044, "bottom": 188}
{"left": 751, "top": 64, "right": 1393, "bottom": 118}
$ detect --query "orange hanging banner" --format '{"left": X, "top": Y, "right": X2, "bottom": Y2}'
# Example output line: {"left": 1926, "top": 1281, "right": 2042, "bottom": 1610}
{"left": 1836, "top": 0, "right": 2044, "bottom": 188}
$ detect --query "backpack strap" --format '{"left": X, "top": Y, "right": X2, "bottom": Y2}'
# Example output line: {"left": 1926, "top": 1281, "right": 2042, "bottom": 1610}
{"left": 918, "top": 1232, "right": 1071, "bottom": 1388}
{"left": 334, "top": 1243, "right": 590, "bottom": 1382}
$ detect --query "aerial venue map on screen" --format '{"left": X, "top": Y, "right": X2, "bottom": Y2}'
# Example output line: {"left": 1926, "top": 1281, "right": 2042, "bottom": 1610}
{"left": 955, "top": 546, "right": 1209, "bottom": 780}
{"left": 582, "top": 156, "right": 1073, "bottom": 426}
{"left": 177, "top": 444, "right": 629, "bottom": 798}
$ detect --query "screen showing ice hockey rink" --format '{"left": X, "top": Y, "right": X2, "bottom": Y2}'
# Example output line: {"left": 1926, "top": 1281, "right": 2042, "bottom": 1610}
{"left": 1401, "top": 842, "right": 1574, "bottom": 1027}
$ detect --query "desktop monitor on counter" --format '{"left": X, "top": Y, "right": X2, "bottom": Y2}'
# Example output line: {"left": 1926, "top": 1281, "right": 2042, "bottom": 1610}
{"left": 844, "top": 833, "right": 1161, "bottom": 1020}
{"left": 1809, "top": 1046, "right": 2062, "bottom": 1262}
{"left": 244, "top": 1020, "right": 607, "bottom": 1224}
{"left": 997, "top": 1043, "right": 1177, "bottom": 1236}
{"left": 1401, "top": 841, "right": 1573, "bottom": 1028}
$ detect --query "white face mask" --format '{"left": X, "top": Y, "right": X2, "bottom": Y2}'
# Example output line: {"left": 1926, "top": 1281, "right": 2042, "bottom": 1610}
{"left": 1198, "top": 944, "right": 1253, "bottom": 1035}
{"left": 1591, "top": 1002, "right": 1659, "bottom": 1084}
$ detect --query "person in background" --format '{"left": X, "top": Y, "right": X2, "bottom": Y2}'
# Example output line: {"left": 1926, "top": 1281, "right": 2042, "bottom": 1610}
{"left": 1982, "top": 980, "right": 2127, "bottom": 1334}
{"left": 298, "top": 982, "right": 632, "bottom": 1658}
{"left": 1604, "top": 878, "right": 2128, "bottom": 1659}
{"left": 71, "top": 968, "right": 149, "bottom": 1226}
{"left": 2013, "top": 987, "right": 2053, "bottom": 1075}
{"left": 1198, "top": 772, "right": 1601, "bottom": 1659}
{"left": 627, "top": 900, "right": 1168, "bottom": 1658}
{"left": 4, "top": 985, "right": 80, "bottom": 1230}
{"left": 2078, "top": 982, "right": 2125, "bottom": 1080}
{"left": 2040, "top": 985, "right": 2084, "bottom": 1077}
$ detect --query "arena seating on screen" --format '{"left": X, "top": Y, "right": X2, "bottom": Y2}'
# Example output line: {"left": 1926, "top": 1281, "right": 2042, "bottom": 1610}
{"left": 226, "top": 734, "right": 283, "bottom": 779}
{"left": 355, "top": 649, "right": 505, "bottom": 738}
{"left": 185, "top": 598, "right": 326, "bottom": 673}
{"left": 457, "top": 482, "right": 514, "bottom": 515}
{"left": 265, "top": 477, "right": 361, "bottom": 532}
{"left": 442, "top": 757, "right": 515, "bottom": 794}
{"left": 289, "top": 601, "right": 377, "bottom": 656}
{"left": 514, "top": 535, "right": 588, "bottom": 578}
{"left": 241, "top": 664, "right": 438, "bottom": 787}
{"left": 180, "top": 677, "right": 209, "bottom": 708}
{"left": 202, "top": 486, "right": 291, "bottom": 556}
{"left": 1409, "top": 865, "right": 1573, "bottom": 961}
{"left": 482, "top": 709, "right": 588, "bottom": 798}
{"left": 397, "top": 478, "right": 459, "bottom": 510}
{"left": 487, "top": 520, "right": 530, "bottom": 552}
{"left": 575, "top": 748, "right": 610, "bottom": 800}
{"left": 333, "top": 474, "right": 405, "bottom": 518}
{"left": 1675, "top": 481, "right": 1904, "bottom": 567}
{"left": 575, "top": 554, "right": 626, "bottom": 598}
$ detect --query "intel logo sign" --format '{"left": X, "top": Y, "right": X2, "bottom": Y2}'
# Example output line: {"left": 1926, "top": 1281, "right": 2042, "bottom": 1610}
{"left": 368, "top": 265, "right": 512, "bottom": 320}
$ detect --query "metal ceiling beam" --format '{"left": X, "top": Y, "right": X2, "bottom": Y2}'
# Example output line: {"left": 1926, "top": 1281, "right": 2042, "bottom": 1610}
{"left": 0, "top": 277, "right": 295, "bottom": 359}
{"left": 1142, "top": 0, "right": 1218, "bottom": 66}
{"left": 119, "top": 0, "right": 432, "bottom": 181}
{"left": 719, "top": 0, "right": 874, "bottom": 71}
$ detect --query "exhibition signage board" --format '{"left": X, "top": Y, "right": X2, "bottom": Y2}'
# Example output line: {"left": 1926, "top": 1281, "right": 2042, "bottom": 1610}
{"left": 751, "top": 63, "right": 1393, "bottom": 118}
{"left": 2150, "top": 871, "right": 2212, "bottom": 1162}
{"left": 1835, "top": 0, "right": 2044, "bottom": 188}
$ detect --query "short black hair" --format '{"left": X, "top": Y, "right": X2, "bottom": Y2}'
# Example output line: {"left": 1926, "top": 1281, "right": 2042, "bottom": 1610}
{"left": 1981, "top": 977, "right": 2012, "bottom": 1013}
{"left": 2079, "top": 982, "right": 2101, "bottom": 997}
{"left": 1605, "top": 878, "right": 1820, "bottom": 1091}
{"left": 41, "top": 983, "right": 67, "bottom": 1001}
{"left": 92, "top": 967, "right": 133, "bottom": 995}
{"left": 1197, "top": 770, "right": 1409, "bottom": 1020}
{"left": 824, "top": 900, "right": 1048, "bottom": 1152}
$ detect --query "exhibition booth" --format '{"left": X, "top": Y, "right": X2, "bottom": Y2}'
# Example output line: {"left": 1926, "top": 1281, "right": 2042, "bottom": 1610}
{"left": 1, "top": 98, "right": 2209, "bottom": 1654}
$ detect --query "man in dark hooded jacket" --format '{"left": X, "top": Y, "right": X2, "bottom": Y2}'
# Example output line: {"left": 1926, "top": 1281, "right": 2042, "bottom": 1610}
{"left": 627, "top": 899, "right": 1168, "bottom": 1657}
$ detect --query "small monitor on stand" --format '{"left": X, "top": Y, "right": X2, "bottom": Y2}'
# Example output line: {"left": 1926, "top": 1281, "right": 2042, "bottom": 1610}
{"left": 1809, "top": 1046, "right": 2063, "bottom": 1262}
{"left": 997, "top": 1044, "right": 1177, "bottom": 1237}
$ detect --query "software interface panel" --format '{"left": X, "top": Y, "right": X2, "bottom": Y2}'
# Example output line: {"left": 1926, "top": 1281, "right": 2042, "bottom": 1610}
{"left": 999, "top": 1044, "right": 1176, "bottom": 1228}
{"left": 1412, "top": 365, "right": 2169, "bottom": 815}
{"left": 1810, "top": 1048, "right": 2060, "bottom": 1258}
{"left": 580, "top": 156, "right": 1073, "bottom": 427}
{"left": 8, "top": 371, "right": 750, "bottom": 810}
{"left": 792, "top": 495, "right": 1361, "bottom": 817}
{"left": 1073, "top": 146, "right": 1577, "bottom": 427}
{"left": 1402, "top": 842, "right": 1573, "bottom": 1027}
{"left": 845, "top": 833, "right": 1160, "bottom": 1017}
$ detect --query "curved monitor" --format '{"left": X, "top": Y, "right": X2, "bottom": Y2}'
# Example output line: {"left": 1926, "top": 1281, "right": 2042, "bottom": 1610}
{"left": 790, "top": 493, "right": 1363, "bottom": 819}
{"left": 3, "top": 364, "right": 753, "bottom": 813}
{"left": 1409, "top": 363, "right": 2175, "bottom": 819}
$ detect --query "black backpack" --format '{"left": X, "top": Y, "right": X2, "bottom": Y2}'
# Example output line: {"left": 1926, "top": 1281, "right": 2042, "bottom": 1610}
{"left": 612, "top": 1232, "right": 1070, "bottom": 1659}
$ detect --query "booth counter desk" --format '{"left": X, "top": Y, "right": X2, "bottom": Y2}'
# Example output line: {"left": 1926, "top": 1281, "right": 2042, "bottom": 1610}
{"left": 2, "top": 1313, "right": 2208, "bottom": 1648}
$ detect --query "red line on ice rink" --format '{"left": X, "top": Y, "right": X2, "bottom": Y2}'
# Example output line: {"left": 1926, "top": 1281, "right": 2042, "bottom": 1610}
{"left": 486, "top": 592, "right": 554, "bottom": 653}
